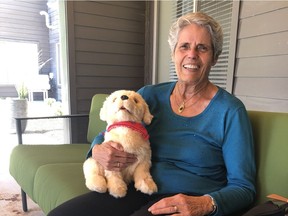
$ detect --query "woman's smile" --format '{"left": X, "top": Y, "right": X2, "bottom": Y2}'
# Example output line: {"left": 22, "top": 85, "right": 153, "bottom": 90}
{"left": 182, "top": 63, "right": 200, "bottom": 71}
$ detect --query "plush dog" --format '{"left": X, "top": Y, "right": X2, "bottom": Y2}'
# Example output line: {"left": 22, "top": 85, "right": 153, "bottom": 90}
{"left": 83, "top": 90, "right": 158, "bottom": 198}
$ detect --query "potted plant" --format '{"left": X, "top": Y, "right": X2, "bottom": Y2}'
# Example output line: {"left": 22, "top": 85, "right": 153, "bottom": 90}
{"left": 7, "top": 82, "right": 29, "bottom": 133}
{"left": 16, "top": 82, "right": 28, "bottom": 99}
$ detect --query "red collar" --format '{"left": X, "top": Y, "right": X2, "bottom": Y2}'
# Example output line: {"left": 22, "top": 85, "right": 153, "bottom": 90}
{"left": 106, "top": 121, "right": 149, "bottom": 140}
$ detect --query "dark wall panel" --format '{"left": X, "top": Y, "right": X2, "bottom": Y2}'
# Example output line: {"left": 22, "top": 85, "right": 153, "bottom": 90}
{"left": 66, "top": 1, "right": 147, "bottom": 142}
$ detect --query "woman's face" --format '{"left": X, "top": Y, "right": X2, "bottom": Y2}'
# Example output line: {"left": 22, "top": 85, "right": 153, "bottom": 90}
{"left": 173, "top": 23, "right": 217, "bottom": 85}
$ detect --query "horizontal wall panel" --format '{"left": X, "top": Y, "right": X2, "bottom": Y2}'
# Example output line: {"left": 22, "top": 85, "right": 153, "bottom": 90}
{"left": 77, "top": 99, "right": 93, "bottom": 113}
{"left": 75, "top": 26, "right": 144, "bottom": 44}
{"left": 75, "top": 38, "right": 144, "bottom": 55}
{"left": 76, "top": 52, "right": 144, "bottom": 67}
{"left": 238, "top": 7, "right": 288, "bottom": 39}
{"left": 0, "top": 29, "right": 48, "bottom": 39}
{"left": 0, "top": 15, "right": 46, "bottom": 26}
{"left": 238, "top": 96, "right": 288, "bottom": 113}
{"left": 77, "top": 87, "right": 141, "bottom": 103}
{"left": 76, "top": 77, "right": 144, "bottom": 89}
{"left": 74, "top": 13, "right": 144, "bottom": 33}
{"left": 77, "top": 89, "right": 116, "bottom": 102}
{"left": 0, "top": 84, "right": 17, "bottom": 97}
{"left": 0, "top": 1, "right": 44, "bottom": 10}
{"left": 0, "top": 13, "right": 44, "bottom": 23}
{"left": 0, "top": 32, "right": 49, "bottom": 43}
{"left": 77, "top": 89, "right": 109, "bottom": 101}
{"left": 240, "top": 1, "right": 288, "bottom": 19}
{"left": 0, "top": 23, "right": 48, "bottom": 34}
{"left": 77, "top": 88, "right": 122, "bottom": 102}
{"left": 76, "top": 64, "right": 144, "bottom": 77}
{"left": 235, "top": 55, "right": 288, "bottom": 78}
{"left": 234, "top": 77, "right": 288, "bottom": 100}
{"left": 103, "top": 1, "right": 145, "bottom": 10}
{"left": 237, "top": 31, "right": 288, "bottom": 58}
{"left": 74, "top": 1, "right": 144, "bottom": 22}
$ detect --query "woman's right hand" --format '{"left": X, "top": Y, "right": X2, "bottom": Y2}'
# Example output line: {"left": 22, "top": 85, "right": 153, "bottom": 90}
{"left": 92, "top": 141, "right": 137, "bottom": 171}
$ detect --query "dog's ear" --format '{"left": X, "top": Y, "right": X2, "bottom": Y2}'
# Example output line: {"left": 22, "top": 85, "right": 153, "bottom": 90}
{"left": 99, "top": 98, "right": 108, "bottom": 121}
{"left": 143, "top": 103, "right": 153, "bottom": 125}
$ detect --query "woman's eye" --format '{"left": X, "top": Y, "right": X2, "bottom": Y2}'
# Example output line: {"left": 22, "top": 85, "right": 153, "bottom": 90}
{"left": 197, "top": 44, "right": 209, "bottom": 52}
{"left": 180, "top": 44, "right": 189, "bottom": 50}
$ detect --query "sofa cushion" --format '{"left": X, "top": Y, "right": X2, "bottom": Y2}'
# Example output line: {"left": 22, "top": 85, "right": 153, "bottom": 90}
{"left": 9, "top": 144, "right": 90, "bottom": 201}
{"left": 33, "top": 163, "right": 89, "bottom": 214}
{"left": 248, "top": 111, "right": 288, "bottom": 204}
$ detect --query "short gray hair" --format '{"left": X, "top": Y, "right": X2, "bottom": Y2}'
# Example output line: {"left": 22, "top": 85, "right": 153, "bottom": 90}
{"left": 168, "top": 12, "right": 223, "bottom": 61}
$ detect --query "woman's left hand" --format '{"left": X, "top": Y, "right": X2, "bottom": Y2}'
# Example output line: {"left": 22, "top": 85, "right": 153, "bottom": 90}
{"left": 148, "top": 194, "right": 213, "bottom": 216}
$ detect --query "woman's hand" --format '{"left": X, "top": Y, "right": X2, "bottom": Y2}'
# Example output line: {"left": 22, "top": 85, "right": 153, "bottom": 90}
{"left": 92, "top": 141, "right": 137, "bottom": 171}
{"left": 148, "top": 194, "right": 214, "bottom": 216}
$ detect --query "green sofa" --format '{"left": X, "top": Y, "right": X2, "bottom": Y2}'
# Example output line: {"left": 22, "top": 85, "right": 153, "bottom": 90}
{"left": 9, "top": 94, "right": 288, "bottom": 215}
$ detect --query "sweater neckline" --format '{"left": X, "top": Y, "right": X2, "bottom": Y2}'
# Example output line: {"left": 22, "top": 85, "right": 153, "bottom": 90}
{"left": 168, "top": 82, "right": 221, "bottom": 118}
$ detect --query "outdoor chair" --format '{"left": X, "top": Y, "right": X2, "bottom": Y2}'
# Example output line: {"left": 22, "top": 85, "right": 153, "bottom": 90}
{"left": 9, "top": 94, "right": 108, "bottom": 213}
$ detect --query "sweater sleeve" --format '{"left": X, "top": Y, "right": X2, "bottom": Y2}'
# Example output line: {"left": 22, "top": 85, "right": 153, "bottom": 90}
{"left": 209, "top": 107, "right": 256, "bottom": 215}
{"left": 86, "top": 131, "right": 105, "bottom": 159}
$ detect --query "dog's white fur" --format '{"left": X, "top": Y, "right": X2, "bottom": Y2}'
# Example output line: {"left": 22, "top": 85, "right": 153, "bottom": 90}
{"left": 83, "top": 90, "right": 157, "bottom": 198}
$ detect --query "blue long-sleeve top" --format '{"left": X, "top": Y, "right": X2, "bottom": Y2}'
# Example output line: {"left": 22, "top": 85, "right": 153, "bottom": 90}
{"left": 87, "top": 82, "right": 256, "bottom": 215}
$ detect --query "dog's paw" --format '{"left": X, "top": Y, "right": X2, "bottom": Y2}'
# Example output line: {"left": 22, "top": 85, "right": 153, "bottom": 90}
{"left": 108, "top": 181, "right": 128, "bottom": 198}
{"left": 85, "top": 176, "right": 107, "bottom": 193}
{"left": 135, "top": 177, "right": 158, "bottom": 195}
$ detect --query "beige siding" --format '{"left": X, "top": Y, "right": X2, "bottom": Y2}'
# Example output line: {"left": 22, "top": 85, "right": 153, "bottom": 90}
{"left": 234, "top": 1, "right": 288, "bottom": 112}
{"left": 0, "top": 85, "right": 17, "bottom": 98}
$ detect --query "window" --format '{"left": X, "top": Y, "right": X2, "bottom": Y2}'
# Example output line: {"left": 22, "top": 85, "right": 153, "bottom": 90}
{"left": 0, "top": 40, "right": 38, "bottom": 85}
{"left": 169, "top": 0, "right": 233, "bottom": 90}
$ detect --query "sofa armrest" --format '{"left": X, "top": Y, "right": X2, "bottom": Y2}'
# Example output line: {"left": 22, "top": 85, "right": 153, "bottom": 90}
{"left": 15, "top": 114, "right": 89, "bottom": 144}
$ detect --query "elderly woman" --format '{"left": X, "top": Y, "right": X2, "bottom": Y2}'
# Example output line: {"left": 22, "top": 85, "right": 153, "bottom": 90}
{"left": 48, "top": 12, "right": 255, "bottom": 216}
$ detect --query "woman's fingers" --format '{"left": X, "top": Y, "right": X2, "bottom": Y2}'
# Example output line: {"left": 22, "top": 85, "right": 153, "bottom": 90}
{"left": 92, "top": 141, "right": 137, "bottom": 170}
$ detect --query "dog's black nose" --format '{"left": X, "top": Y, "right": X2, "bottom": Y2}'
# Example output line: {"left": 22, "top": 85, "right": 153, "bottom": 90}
{"left": 121, "top": 95, "right": 129, "bottom": 100}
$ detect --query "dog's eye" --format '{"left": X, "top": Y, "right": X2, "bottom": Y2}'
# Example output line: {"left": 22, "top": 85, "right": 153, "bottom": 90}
{"left": 134, "top": 98, "right": 138, "bottom": 103}
{"left": 112, "top": 98, "right": 116, "bottom": 102}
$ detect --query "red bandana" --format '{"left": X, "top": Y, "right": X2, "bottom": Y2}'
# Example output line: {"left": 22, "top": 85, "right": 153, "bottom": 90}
{"left": 106, "top": 121, "right": 149, "bottom": 140}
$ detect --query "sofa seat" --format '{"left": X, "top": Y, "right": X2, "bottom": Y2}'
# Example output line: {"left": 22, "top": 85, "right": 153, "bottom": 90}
{"left": 33, "top": 163, "right": 89, "bottom": 213}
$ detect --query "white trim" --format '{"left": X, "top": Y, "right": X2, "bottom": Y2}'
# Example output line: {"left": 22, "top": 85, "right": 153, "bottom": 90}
{"left": 226, "top": 1, "right": 240, "bottom": 93}
{"left": 193, "top": 0, "right": 198, "bottom": 12}
{"left": 152, "top": 1, "right": 159, "bottom": 85}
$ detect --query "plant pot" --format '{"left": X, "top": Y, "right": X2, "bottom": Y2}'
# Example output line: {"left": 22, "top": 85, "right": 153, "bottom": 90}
{"left": 6, "top": 98, "right": 28, "bottom": 133}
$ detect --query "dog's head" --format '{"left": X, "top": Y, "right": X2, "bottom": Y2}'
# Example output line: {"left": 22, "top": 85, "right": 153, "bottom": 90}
{"left": 100, "top": 90, "right": 153, "bottom": 125}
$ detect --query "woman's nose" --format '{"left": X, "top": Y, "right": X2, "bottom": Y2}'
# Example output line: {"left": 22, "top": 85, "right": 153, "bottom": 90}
{"left": 187, "top": 47, "right": 198, "bottom": 59}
